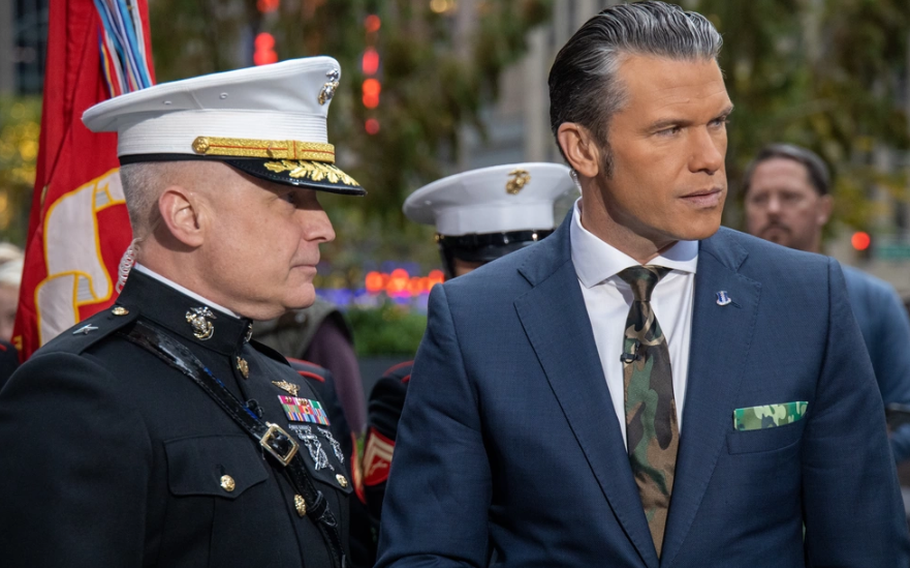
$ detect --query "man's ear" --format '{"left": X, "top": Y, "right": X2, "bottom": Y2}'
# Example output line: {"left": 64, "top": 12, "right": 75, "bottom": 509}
{"left": 158, "top": 186, "right": 205, "bottom": 248}
{"left": 817, "top": 193, "right": 834, "bottom": 227}
{"left": 557, "top": 122, "right": 602, "bottom": 179}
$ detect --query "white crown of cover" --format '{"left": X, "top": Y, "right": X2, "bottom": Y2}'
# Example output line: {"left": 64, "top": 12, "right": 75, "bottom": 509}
{"left": 82, "top": 56, "right": 340, "bottom": 157}
{"left": 403, "top": 162, "right": 576, "bottom": 236}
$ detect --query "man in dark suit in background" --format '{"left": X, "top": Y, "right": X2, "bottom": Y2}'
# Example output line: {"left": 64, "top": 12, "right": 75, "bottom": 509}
{"left": 0, "top": 57, "right": 362, "bottom": 567}
{"left": 376, "top": 2, "right": 909, "bottom": 567}
{"left": 743, "top": 142, "right": 910, "bottom": 464}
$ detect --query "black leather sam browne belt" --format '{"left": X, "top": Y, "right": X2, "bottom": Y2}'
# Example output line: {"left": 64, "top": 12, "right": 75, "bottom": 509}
{"left": 121, "top": 320, "right": 348, "bottom": 568}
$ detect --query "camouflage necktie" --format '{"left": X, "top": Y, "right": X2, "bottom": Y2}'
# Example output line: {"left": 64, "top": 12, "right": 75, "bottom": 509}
{"left": 617, "top": 265, "right": 678, "bottom": 558}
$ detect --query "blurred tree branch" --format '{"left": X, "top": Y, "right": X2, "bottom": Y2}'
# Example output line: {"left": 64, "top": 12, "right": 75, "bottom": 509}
{"left": 0, "top": 97, "right": 41, "bottom": 244}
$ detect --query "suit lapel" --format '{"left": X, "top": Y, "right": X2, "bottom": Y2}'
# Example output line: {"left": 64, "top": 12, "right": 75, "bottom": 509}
{"left": 659, "top": 229, "right": 761, "bottom": 568}
{"left": 513, "top": 218, "right": 660, "bottom": 568}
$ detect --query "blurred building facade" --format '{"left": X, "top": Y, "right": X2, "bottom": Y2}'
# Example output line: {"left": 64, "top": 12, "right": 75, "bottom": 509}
{"left": 0, "top": 0, "right": 48, "bottom": 95}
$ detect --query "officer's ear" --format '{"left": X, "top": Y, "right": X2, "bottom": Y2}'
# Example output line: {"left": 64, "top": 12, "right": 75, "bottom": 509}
{"left": 557, "top": 122, "right": 602, "bottom": 180}
{"left": 158, "top": 184, "right": 205, "bottom": 248}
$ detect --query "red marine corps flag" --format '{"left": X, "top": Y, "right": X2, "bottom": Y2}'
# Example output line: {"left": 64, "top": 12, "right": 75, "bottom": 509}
{"left": 13, "top": 0, "right": 154, "bottom": 359}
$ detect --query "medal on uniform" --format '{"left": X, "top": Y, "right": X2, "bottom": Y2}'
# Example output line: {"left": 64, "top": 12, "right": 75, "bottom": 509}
{"left": 278, "top": 395, "right": 330, "bottom": 426}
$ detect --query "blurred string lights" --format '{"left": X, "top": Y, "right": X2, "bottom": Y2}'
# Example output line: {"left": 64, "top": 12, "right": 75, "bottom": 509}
{"left": 318, "top": 268, "right": 445, "bottom": 312}
{"left": 364, "top": 268, "right": 445, "bottom": 297}
{"left": 362, "top": 14, "right": 381, "bottom": 134}
{"left": 254, "top": 0, "right": 279, "bottom": 66}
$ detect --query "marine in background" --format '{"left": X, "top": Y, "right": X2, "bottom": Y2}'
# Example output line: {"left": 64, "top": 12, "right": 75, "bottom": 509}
{"left": 360, "top": 162, "right": 576, "bottom": 555}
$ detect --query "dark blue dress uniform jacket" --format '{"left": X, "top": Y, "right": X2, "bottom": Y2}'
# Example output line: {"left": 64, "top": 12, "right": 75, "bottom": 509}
{"left": 360, "top": 360, "right": 412, "bottom": 559}
{"left": 0, "top": 269, "right": 351, "bottom": 567}
{"left": 0, "top": 339, "right": 19, "bottom": 392}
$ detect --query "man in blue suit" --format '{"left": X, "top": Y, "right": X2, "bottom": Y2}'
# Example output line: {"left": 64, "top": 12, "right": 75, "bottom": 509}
{"left": 744, "top": 142, "right": 910, "bottom": 465}
{"left": 376, "top": 2, "right": 910, "bottom": 566}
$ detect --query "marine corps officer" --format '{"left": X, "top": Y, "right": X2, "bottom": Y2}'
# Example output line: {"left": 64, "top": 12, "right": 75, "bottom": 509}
{"left": 0, "top": 57, "right": 362, "bottom": 567}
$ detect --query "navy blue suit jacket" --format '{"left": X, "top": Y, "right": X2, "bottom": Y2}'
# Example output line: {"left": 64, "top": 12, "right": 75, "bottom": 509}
{"left": 376, "top": 217, "right": 910, "bottom": 567}
{"left": 842, "top": 266, "right": 910, "bottom": 463}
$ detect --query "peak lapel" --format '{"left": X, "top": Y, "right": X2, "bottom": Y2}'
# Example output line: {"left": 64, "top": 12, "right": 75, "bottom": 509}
{"left": 660, "top": 229, "right": 761, "bottom": 568}
{"left": 513, "top": 218, "right": 660, "bottom": 568}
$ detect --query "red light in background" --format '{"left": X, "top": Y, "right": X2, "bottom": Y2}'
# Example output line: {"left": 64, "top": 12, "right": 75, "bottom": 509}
{"left": 362, "top": 78, "right": 381, "bottom": 108}
{"left": 254, "top": 32, "right": 277, "bottom": 66}
{"left": 365, "top": 271, "right": 384, "bottom": 293}
{"left": 427, "top": 269, "right": 445, "bottom": 289}
{"left": 365, "top": 14, "right": 381, "bottom": 33}
{"left": 851, "top": 231, "right": 871, "bottom": 251}
{"left": 387, "top": 269, "right": 410, "bottom": 296}
{"left": 257, "top": 0, "right": 280, "bottom": 13}
{"left": 363, "top": 269, "right": 445, "bottom": 296}
{"left": 362, "top": 78, "right": 381, "bottom": 97}
{"left": 361, "top": 48, "right": 380, "bottom": 75}
{"left": 365, "top": 118, "right": 380, "bottom": 135}
{"left": 255, "top": 33, "right": 275, "bottom": 50}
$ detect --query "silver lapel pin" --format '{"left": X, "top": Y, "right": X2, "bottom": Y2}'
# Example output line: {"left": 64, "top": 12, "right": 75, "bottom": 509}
{"left": 716, "top": 291, "right": 732, "bottom": 306}
{"left": 72, "top": 324, "right": 99, "bottom": 335}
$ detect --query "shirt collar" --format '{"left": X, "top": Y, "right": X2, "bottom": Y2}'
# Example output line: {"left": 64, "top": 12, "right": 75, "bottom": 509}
{"left": 570, "top": 198, "right": 699, "bottom": 289}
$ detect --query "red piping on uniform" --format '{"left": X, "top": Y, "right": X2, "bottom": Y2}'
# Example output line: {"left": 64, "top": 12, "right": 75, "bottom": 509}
{"left": 383, "top": 360, "right": 414, "bottom": 376}
{"left": 296, "top": 370, "right": 325, "bottom": 382}
{"left": 351, "top": 432, "right": 366, "bottom": 503}
{"left": 401, "top": 374, "right": 411, "bottom": 384}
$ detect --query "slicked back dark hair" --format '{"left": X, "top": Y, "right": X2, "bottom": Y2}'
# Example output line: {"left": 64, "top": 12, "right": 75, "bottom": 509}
{"left": 548, "top": 1, "right": 723, "bottom": 167}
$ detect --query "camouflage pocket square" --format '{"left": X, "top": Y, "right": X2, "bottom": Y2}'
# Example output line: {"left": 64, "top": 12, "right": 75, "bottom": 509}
{"left": 733, "top": 401, "right": 808, "bottom": 431}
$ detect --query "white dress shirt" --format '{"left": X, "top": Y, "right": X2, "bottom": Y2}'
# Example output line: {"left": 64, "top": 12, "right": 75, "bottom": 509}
{"left": 569, "top": 200, "right": 698, "bottom": 450}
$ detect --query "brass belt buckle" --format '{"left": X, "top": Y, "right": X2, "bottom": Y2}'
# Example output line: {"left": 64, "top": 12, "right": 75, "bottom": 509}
{"left": 259, "top": 422, "right": 299, "bottom": 466}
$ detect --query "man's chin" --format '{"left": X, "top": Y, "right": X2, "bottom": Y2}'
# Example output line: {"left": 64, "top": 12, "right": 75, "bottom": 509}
{"left": 243, "top": 291, "right": 317, "bottom": 322}
{"left": 761, "top": 230, "right": 791, "bottom": 247}
{"left": 284, "top": 287, "right": 318, "bottom": 311}
{"left": 672, "top": 216, "right": 722, "bottom": 242}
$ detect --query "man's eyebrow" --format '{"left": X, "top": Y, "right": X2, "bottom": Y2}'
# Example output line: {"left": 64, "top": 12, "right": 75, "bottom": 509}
{"left": 649, "top": 117, "right": 691, "bottom": 131}
{"left": 648, "top": 105, "right": 735, "bottom": 131}
{"left": 717, "top": 104, "right": 735, "bottom": 118}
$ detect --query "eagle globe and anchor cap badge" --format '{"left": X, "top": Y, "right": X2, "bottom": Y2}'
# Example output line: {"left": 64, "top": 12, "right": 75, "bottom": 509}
{"left": 505, "top": 169, "right": 531, "bottom": 195}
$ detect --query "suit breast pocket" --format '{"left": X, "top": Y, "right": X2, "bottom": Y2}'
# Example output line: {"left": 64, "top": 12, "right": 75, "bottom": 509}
{"left": 164, "top": 434, "right": 269, "bottom": 499}
{"left": 726, "top": 419, "right": 805, "bottom": 455}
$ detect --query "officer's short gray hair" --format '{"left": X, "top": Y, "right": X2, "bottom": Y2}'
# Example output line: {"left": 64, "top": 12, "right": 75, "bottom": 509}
{"left": 119, "top": 162, "right": 168, "bottom": 239}
{"left": 548, "top": 1, "right": 723, "bottom": 168}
